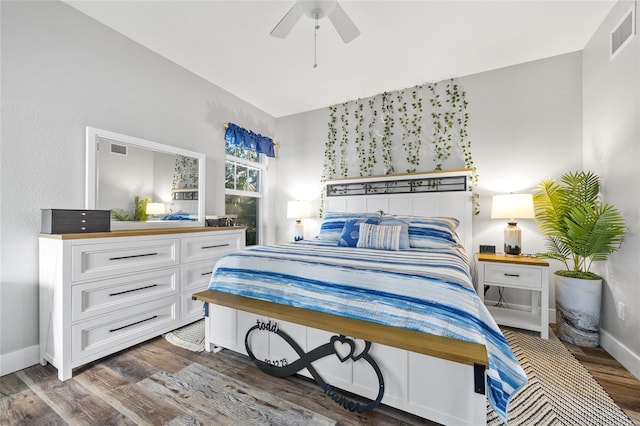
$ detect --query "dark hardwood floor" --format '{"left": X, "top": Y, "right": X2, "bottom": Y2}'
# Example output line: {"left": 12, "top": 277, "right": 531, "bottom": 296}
{"left": 0, "top": 337, "right": 435, "bottom": 425}
{"left": 1, "top": 331, "right": 639, "bottom": 425}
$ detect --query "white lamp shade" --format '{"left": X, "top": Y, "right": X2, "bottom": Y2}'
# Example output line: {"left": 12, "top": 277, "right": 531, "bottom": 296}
{"left": 287, "top": 200, "right": 311, "bottom": 219}
{"left": 491, "top": 194, "right": 535, "bottom": 220}
{"left": 146, "top": 202, "right": 166, "bottom": 215}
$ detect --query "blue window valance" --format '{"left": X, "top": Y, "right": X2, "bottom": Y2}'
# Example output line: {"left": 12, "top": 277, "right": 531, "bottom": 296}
{"left": 225, "top": 122, "right": 275, "bottom": 158}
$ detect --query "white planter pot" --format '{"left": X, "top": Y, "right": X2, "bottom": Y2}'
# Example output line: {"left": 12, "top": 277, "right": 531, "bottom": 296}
{"left": 555, "top": 274, "right": 602, "bottom": 347}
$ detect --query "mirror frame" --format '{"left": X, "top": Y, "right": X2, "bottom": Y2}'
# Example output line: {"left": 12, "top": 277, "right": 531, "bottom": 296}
{"left": 85, "top": 126, "right": 206, "bottom": 230}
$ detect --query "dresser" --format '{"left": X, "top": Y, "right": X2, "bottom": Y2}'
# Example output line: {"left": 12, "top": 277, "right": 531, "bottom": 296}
{"left": 475, "top": 253, "right": 549, "bottom": 339}
{"left": 39, "top": 227, "right": 245, "bottom": 380}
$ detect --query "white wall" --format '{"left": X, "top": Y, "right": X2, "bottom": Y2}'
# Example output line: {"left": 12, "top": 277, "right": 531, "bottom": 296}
{"left": 273, "top": 110, "right": 328, "bottom": 242}
{"left": 582, "top": 0, "right": 640, "bottom": 378}
{"left": 0, "top": 0, "right": 275, "bottom": 373}
{"left": 462, "top": 52, "right": 583, "bottom": 309}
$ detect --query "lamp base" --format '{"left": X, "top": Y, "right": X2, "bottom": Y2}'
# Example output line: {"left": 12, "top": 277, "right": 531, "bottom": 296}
{"left": 293, "top": 220, "right": 304, "bottom": 242}
{"left": 504, "top": 221, "right": 522, "bottom": 256}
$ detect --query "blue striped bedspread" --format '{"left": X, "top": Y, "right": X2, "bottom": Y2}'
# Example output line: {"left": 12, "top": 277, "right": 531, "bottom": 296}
{"left": 208, "top": 240, "right": 527, "bottom": 422}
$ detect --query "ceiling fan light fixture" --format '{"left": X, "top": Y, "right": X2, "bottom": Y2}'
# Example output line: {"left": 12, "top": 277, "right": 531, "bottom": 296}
{"left": 270, "top": 0, "right": 359, "bottom": 44}
{"left": 310, "top": 7, "right": 325, "bottom": 20}
{"left": 301, "top": 1, "right": 337, "bottom": 19}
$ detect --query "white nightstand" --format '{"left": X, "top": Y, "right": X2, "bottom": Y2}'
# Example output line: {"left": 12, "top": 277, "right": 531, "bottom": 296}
{"left": 476, "top": 253, "right": 549, "bottom": 339}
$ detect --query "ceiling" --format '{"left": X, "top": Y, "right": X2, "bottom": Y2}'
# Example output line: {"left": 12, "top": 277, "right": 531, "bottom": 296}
{"left": 65, "top": 1, "right": 616, "bottom": 118}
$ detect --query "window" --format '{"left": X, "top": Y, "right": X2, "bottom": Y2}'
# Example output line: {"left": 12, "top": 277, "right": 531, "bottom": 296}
{"left": 225, "top": 139, "right": 265, "bottom": 246}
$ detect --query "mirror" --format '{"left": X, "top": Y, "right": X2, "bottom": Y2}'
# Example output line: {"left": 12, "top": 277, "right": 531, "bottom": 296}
{"left": 86, "top": 127, "right": 206, "bottom": 230}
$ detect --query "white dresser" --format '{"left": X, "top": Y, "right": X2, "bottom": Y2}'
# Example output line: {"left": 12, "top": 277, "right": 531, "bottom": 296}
{"left": 39, "top": 227, "right": 245, "bottom": 380}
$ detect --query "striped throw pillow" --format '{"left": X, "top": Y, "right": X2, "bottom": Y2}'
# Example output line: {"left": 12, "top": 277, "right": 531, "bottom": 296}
{"left": 356, "top": 223, "right": 402, "bottom": 251}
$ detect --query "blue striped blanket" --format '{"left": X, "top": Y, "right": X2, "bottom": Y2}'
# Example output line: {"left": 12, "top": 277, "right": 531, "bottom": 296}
{"left": 208, "top": 240, "right": 526, "bottom": 422}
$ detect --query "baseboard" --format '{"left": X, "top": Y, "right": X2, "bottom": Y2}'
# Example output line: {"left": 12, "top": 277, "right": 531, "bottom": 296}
{"left": 600, "top": 329, "right": 640, "bottom": 381}
{"left": 0, "top": 345, "right": 40, "bottom": 377}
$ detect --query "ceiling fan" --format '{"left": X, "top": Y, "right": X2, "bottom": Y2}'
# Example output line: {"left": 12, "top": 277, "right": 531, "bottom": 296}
{"left": 270, "top": 0, "right": 361, "bottom": 44}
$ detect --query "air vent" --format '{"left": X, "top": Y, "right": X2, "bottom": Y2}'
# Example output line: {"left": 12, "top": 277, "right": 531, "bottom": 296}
{"left": 110, "top": 143, "right": 127, "bottom": 156}
{"left": 611, "top": 6, "right": 636, "bottom": 60}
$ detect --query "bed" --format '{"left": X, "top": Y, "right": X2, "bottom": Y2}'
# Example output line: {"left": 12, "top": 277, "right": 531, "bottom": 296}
{"left": 193, "top": 170, "right": 527, "bottom": 425}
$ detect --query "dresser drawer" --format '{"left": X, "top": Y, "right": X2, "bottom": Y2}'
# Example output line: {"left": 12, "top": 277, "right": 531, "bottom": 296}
{"left": 181, "top": 294, "right": 205, "bottom": 323}
{"left": 483, "top": 263, "right": 542, "bottom": 289}
{"left": 72, "top": 296, "right": 178, "bottom": 362}
{"left": 182, "top": 260, "right": 215, "bottom": 293}
{"left": 72, "top": 268, "right": 179, "bottom": 321}
{"left": 181, "top": 231, "right": 244, "bottom": 263}
{"left": 72, "top": 238, "right": 179, "bottom": 281}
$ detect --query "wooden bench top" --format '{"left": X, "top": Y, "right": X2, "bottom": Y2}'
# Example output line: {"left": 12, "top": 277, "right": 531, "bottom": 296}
{"left": 193, "top": 289, "right": 488, "bottom": 368}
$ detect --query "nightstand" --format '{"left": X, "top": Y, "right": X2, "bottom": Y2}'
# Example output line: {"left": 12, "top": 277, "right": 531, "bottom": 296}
{"left": 476, "top": 253, "right": 549, "bottom": 339}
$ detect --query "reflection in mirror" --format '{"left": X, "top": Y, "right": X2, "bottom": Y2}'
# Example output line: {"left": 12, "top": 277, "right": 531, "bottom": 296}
{"left": 86, "top": 127, "right": 206, "bottom": 230}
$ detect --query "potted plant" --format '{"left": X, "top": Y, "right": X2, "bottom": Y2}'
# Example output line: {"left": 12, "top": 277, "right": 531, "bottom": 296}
{"left": 533, "top": 171, "right": 625, "bottom": 346}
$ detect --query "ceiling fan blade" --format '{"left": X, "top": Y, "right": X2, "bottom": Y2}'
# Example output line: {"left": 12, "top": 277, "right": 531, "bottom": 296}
{"left": 270, "top": 2, "right": 304, "bottom": 38}
{"left": 328, "top": 2, "right": 360, "bottom": 43}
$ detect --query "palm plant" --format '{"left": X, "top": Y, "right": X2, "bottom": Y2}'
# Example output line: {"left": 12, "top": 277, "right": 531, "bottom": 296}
{"left": 110, "top": 208, "right": 133, "bottom": 221}
{"left": 110, "top": 195, "right": 151, "bottom": 222}
{"left": 533, "top": 171, "right": 625, "bottom": 279}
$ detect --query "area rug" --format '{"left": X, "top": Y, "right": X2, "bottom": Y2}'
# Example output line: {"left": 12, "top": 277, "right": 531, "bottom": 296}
{"left": 164, "top": 319, "right": 205, "bottom": 352}
{"left": 487, "top": 327, "right": 634, "bottom": 426}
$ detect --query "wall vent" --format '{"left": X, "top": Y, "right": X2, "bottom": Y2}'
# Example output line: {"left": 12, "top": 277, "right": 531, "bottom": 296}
{"left": 610, "top": 5, "right": 636, "bottom": 60}
{"left": 110, "top": 142, "right": 128, "bottom": 156}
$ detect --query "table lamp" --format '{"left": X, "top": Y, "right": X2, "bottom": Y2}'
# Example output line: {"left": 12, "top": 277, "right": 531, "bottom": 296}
{"left": 491, "top": 193, "right": 535, "bottom": 256}
{"left": 146, "top": 202, "right": 166, "bottom": 220}
{"left": 287, "top": 200, "right": 311, "bottom": 241}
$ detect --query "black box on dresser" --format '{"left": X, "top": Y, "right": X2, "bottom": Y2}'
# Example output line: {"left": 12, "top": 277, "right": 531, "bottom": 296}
{"left": 41, "top": 209, "right": 111, "bottom": 234}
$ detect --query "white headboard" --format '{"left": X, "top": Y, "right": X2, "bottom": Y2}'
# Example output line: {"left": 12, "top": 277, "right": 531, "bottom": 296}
{"left": 324, "top": 170, "right": 473, "bottom": 252}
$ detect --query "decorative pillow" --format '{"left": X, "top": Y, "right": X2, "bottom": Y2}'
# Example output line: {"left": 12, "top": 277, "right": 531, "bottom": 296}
{"left": 337, "top": 217, "right": 378, "bottom": 247}
{"left": 318, "top": 212, "right": 381, "bottom": 241}
{"left": 378, "top": 216, "right": 410, "bottom": 249}
{"left": 392, "top": 216, "right": 461, "bottom": 248}
{"left": 356, "top": 223, "right": 402, "bottom": 251}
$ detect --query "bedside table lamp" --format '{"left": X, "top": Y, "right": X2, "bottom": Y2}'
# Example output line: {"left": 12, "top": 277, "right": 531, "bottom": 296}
{"left": 146, "top": 202, "right": 166, "bottom": 220}
{"left": 491, "top": 193, "right": 535, "bottom": 256}
{"left": 287, "top": 200, "right": 311, "bottom": 241}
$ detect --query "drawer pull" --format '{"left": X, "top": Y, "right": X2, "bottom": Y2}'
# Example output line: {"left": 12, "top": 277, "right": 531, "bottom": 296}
{"left": 504, "top": 273, "right": 520, "bottom": 277}
{"left": 109, "top": 315, "right": 158, "bottom": 333}
{"left": 109, "top": 252, "right": 158, "bottom": 261}
{"left": 201, "top": 271, "right": 213, "bottom": 276}
{"left": 201, "top": 243, "right": 230, "bottom": 250}
{"left": 109, "top": 284, "right": 158, "bottom": 297}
